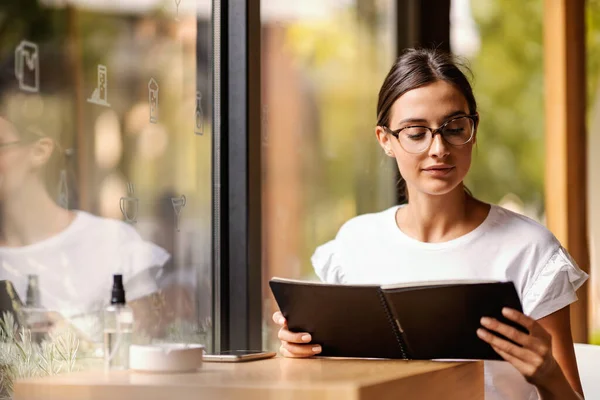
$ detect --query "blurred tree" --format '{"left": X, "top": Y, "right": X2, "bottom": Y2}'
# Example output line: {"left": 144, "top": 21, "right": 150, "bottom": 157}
{"left": 587, "top": 0, "right": 600, "bottom": 105}
{"left": 585, "top": 0, "right": 600, "bottom": 345}
{"left": 465, "top": 0, "right": 545, "bottom": 217}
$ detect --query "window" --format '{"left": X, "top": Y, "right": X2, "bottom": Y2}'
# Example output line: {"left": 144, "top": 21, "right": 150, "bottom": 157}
{"left": 0, "top": 0, "right": 213, "bottom": 374}
{"left": 260, "top": 0, "right": 398, "bottom": 350}
{"left": 451, "top": 0, "right": 545, "bottom": 220}
{"left": 586, "top": 0, "right": 600, "bottom": 344}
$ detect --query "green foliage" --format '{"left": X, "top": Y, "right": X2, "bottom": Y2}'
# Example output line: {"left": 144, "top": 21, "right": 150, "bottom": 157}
{"left": 0, "top": 312, "right": 80, "bottom": 400}
{"left": 591, "top": 331, "right": 600, "bottom": 346}
{"left": 465, "top": 0, "right": 545, "bottom": 215}
{"left": 587, "top": 0, "right": 600, "bottom": 105}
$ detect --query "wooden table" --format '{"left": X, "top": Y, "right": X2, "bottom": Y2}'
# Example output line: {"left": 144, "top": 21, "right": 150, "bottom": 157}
{"left": 15, "top": 357, "right": 484, "bottom": 400}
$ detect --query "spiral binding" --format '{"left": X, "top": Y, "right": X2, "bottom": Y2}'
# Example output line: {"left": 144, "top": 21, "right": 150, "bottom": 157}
{"left": 377, "top": 289, "right": 409, "bottom": 359}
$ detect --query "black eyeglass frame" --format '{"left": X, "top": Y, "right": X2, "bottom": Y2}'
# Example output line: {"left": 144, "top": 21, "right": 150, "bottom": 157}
{"left": 382, "top": 113, "right": 479, "bottom": 154}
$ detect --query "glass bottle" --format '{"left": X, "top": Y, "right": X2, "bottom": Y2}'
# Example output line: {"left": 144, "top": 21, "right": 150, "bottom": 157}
{"left": 103, "top": 274, "right": 133, "bottom": 370}
{"left": 23, "top": 274, "right": 45, "bottom": 343}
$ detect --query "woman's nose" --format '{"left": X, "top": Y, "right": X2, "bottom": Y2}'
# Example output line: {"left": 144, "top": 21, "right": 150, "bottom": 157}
{"left": 428, "top": 133, "right": 450, "bottom": 157}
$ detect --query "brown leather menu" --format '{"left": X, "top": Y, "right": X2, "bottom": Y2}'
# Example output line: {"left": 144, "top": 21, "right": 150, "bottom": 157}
{"left": 269, "top": 278, "right": 526, "bottom": 360}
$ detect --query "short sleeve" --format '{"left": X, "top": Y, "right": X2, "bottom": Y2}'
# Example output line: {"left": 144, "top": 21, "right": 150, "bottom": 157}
{"left": 311, "top": 240, "right": 345, "bottom": 284}
{"left": 523, "top": 246, "right": 589, "bottom": 320}
{"left": 119, "top": 240, "right": 170, "bottom": 301}
{"left": 114, "top": 224, "right": 171, "bottom": 301}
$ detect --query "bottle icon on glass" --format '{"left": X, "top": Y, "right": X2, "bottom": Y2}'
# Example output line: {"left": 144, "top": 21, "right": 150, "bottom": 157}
{"left": 120, "top": 183, "right": 138, "bottom": 224}
{"left": 14, "top": 40, "right": 40, "bottom": 93}
{"left": 171, "top": 195, "right": 186, "bottom": 232}
{"left": 195, "top": 91, "right": 203, "bottom": 135}
{"left": 148, "top": 78, "right": 159, "bottom": 124}
{"left": 87, "top": 65, "right": 111, "bottom": 107}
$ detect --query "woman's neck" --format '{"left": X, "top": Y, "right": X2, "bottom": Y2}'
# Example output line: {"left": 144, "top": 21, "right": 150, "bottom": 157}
{"left": 0, "top": 184, "right": 75, "bottom": 247}
{"left": 398, "top": 184, "right": 488, "bottom": 243}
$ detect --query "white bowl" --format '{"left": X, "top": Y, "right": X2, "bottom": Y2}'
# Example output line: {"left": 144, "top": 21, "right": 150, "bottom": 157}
{"left": 129, "top": 343, "right": 205, "bottom": 373}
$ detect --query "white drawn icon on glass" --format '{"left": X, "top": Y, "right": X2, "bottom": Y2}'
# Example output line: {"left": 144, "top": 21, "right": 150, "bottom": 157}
{"left": 195, "top": 91, "right": 203, "bottom": 135}
{"left": 120, "top": 183, "right": 139, "bottom": 224}
{"left": 15, "top": 40, "right": 40, "bottom": 93}
{"left": 148, "top": 78, "right": 159, "bottom": 124}
{"left": 57, "top": 169, "right": 69, "bottom": 209}
{"left": 171, "top": 195, "right": 186, "bottom": 232}
{"left": 174, "top": 0, "right": 182, "bottom": 21}
{"left": 87, "top": 65, "right": 111, "bottom": 107}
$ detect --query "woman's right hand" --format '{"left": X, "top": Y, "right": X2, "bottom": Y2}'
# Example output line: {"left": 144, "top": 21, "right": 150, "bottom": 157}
{"left": 273, "top": 311, "right": 322, "bottom": 358}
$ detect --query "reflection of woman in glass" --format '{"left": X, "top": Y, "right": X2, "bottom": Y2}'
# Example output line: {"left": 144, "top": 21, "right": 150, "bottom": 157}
{"left": 0, "top": 91, "right": 170, "bottom": 343}
{"left": 273, "top": 49, "right": 586, "bottom": 399}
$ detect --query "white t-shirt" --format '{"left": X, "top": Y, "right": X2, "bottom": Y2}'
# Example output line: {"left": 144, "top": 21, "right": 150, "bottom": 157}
{"left": 0, "top": 211, "right": 170, "bottom": 339}
{"left": 311, "top": 204, "right": 588, "bottom": 400}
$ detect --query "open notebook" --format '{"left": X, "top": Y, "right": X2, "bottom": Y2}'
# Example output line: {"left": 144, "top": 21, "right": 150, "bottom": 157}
{"left": 269, "top": 278, "right": 526, "bottom": 360}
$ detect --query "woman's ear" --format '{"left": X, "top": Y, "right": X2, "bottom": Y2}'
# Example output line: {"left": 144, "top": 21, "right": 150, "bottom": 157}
{"left": 375, "top": 126, "right": 395, "bottom": 157}
{"left": 30, "top": 137, "right": 55, "bottom": 168}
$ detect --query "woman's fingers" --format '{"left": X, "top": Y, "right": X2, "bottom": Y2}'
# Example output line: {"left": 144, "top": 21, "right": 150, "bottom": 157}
{"left": 280, "top": 341, "right": 322, "bottom": 358}
{"left": 489, "top": 340, "right": 557, "bottom": 384}
{"left": 478, "top": 309, "right": 559, "bottom": 386}
{"left": 479, "top": 316, "right": 547, "bottom": 354}
{"left": 272, "top": 311, "right": 286, "bottom": 326}
{"left": 491, "top": 345, "right": 535, "bottom": 378}
{"left": 278, "top": 325, "right": 312, "bottom": 344}
{"left": 501, "top": 308, "right": 535, "bottom": 331}
{"left": 477, "top": 327, "right": 533, "bottom": 360}
{"left": 272, "top": 310, "right": 320, "bottom": 358}
{"left": 273, "top": 310, "right": 312, "bottom": 343}
{"left": 480, "top": 310, "right": 550, "bottom": 356}
{"left": 502, "top": 308, "right": 551, "bottom": 341}
{"left": 480, "top": 316, "right": 531, "bottom": 345}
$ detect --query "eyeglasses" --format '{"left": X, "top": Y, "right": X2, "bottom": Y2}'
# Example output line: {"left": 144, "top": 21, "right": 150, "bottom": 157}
{"left": 382, "top": 114, "right": 478, "bottom": 154}
{"left": 0, "top": 140, "right": 22, "bottom": 149}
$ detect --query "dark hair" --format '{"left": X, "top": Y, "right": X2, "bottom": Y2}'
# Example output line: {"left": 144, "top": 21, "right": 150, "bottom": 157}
{"left": 376, "top": 48, "right": 477, "bottom": 202}
{"left": 0, "top": 89, "right": 69, "bottom": 201}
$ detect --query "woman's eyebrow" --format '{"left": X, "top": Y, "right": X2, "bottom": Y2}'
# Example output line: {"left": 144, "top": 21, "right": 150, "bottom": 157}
{"left": 395, "top": 117, "right": 428, "bottom": 127}
{"left": 442, "top": 110, "right": 469, "bottom": 120}
{"left": 395, "top": 110, "right": 468, "bottom": 128}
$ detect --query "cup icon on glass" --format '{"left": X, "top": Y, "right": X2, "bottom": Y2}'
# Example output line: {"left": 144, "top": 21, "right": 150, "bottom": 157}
{"left": 171, "top": 195, "right": 186, "bottom": 232}
{"left": 120, "top": 183, "right": 139, "bottom": 224}
{"left": 148, "top": 78, "right": 159, "bottom": 124}
{"left": 15, "top": 40, "right": 40, "bottom": 93}
{"left": 87, "top": 65, "right": 111, "bottom": 107}
{"left": 195, "top": 91, "right": 203, "bottom": 135}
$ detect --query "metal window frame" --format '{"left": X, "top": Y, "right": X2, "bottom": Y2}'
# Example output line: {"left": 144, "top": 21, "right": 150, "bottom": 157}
{"left": 394, "top": 0, "right": 450, "bottom": 204}
{"left": 209, "top": 0, "right": 450, "bottom": 352}
{"left": 211, "top": 0, "right": 262, "bottom": 353}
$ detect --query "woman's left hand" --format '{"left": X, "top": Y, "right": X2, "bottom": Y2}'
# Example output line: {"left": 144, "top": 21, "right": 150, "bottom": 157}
{"left": 477, "top": 307, "right": 560, "bottom": 388}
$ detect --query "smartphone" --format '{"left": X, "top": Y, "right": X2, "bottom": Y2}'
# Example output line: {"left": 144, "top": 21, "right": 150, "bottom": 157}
{"left": 203, "top": 350, "right": 277, "bottom": 362}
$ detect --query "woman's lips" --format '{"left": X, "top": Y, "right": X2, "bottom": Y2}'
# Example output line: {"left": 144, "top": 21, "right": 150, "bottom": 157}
{"left": 422, "top": 166, "right": 454, "bottom": 177}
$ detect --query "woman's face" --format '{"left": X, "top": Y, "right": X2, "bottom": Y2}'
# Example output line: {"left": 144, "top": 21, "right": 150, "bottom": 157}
{"left": 379, "top": 80, "right": 476, "bottom": 197}
{"left": 0, "top": 117, "right": 43, "bottom": 198}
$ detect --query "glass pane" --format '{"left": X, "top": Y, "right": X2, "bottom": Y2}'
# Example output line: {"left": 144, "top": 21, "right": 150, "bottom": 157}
{"left": 452, "top": 0, "right": 545, "bottom": 220}
{"left": 0, "top": 0, "right": 212, "bottom": 386}
{"left": 260, "top": 0, "right": 398, "bottom": 351}
{"left": 586, "top": 1, "right": 600, "bottom": 345}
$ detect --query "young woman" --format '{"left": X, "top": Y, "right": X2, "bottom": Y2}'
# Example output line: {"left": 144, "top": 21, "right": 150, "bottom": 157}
{"left": 272, "top": 49, "right": 588, "bottom": 400}
{"left": 0, "top": 91, "right": 169, "bottom": 341}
